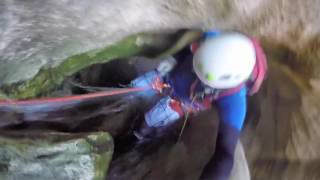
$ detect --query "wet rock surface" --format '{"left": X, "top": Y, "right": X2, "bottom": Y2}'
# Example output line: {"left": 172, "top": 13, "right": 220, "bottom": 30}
{"left": 1, "top": 0, "right": 320, "bottom": 179}
{"left": 0, "top": 131, "right": 113, "bottom": 180}
{"left": 2, "top": 0, "right": 320, "bottom": 84}
{"left": 107, "top": 109, "right": 218, "bottom": 180}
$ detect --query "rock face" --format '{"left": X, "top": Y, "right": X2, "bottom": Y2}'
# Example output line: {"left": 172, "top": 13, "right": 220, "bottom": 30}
{"left": 2, "top": 0, "right": 320, "bottom": 85}
{"left": 0, "top": 131, "right": 113, "bottom": 180}
{"left": 1, "top": 34, "right": 177, "bottom": 98}
{"left": 242, "top": 59, "right": 320, "bottom": 180}
{"left": 107, "top": 109, "right": 219, "bottom": 180}
{"left": 0, "top": 0, "right": 202, "bottom": 85}
{"left": 1, "top": 0, "right": 320, "bottom": 180}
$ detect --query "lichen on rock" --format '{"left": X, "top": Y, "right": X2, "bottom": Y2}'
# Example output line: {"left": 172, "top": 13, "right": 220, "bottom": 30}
{"left": 0, "top": 31, "right": 200, "bottom": 99}
{"left": 0, "top": 131, "right": 113, "bottom": 180}
{"left": 1, "top": 33, "right": 174, "bottom": 99}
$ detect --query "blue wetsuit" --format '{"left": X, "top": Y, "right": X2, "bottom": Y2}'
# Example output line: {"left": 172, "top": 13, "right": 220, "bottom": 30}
{"left": 132, "top": 34, "right": 247, "bottom": 180}
{"left": 169, "top": 46, "right": 246, "bottom": 130}
{"left": 168, "top": 46, "right": 246, "bottom": 180}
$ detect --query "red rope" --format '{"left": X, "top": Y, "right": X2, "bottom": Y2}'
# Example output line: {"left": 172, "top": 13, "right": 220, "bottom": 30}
{"left": 0, "top": 87, "right": 148, "bottom": 106}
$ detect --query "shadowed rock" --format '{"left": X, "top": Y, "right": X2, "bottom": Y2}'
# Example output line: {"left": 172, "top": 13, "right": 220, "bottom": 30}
{"left": 108, "top": 109, "right": 218, "bottom": 180}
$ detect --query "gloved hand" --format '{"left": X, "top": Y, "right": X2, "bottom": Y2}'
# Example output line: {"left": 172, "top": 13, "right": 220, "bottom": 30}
{"left": 156, "top": 56, "right": 177, "bottom": 77}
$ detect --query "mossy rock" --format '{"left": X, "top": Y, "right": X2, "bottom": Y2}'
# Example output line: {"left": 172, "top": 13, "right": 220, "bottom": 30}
{"left": 0, "top": 31, "right": 201, "bottom": 99}
{"left": 0, "top": 131, "right": 113, "bottom": 180}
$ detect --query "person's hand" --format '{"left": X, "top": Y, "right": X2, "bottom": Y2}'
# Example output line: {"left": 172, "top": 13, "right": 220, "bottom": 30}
{"left": 156, "top": 56, "right": 177, "bottom": 76}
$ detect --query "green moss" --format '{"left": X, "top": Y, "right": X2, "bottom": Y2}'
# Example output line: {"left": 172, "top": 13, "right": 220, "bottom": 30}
{"left": 7, "top": 34, "right": 158, "bottom": 99}
{"left": 4, "top": 31, "right": 201, "bottom": 99}
{"left": 93, "top": 150, "right": 113, "bottom": 180}
{"left": 0, "top": 132, "right": 114, "bottom": 180}
{"left": 87, "top": 132, "right": 114, "bottom": 180}
{"left": 0, "top": 91, "right": 8, "bottom": 99}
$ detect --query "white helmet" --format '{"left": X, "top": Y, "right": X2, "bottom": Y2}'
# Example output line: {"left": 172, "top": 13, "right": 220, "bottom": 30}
{"left": 193, "top": 32, "right": 256, "bottom": 89}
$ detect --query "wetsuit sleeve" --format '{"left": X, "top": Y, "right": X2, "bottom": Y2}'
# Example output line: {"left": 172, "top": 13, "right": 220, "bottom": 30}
{"left": 200, "top": 87, "right": 247, "bottom": 180}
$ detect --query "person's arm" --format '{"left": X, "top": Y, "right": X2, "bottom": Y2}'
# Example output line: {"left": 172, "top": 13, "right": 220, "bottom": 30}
{"left": 200, "top": 87, "right": 247, "bottom": 180}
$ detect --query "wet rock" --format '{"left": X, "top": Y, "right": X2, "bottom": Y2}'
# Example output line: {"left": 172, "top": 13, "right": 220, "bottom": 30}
{"left": 0, "top": 131, "right": 113, "bottom": 180}
{"left": 0, "top": 33, "right": 180, "bottom": 99}
{"left": 2, "top": 1, "right": 320, "bottom": 179}
{"left": 242, "top": 59, "right": 320, "bottom": 179}
{"left": 108, "top": 109, "right": 218, "bottom": 180}
{"left": 2, "top": 0, "right": 320, "bottom": 85}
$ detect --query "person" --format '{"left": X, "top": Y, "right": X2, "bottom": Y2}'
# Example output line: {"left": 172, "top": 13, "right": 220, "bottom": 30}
{"left": 130, "top": 31, "right": 267, "bottom": 180}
